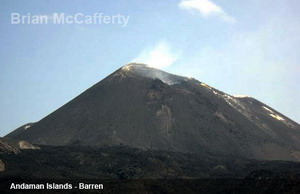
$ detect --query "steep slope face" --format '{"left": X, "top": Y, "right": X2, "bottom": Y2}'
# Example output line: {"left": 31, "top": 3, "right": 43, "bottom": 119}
{"left": 6, "top": 63, "right": 300, "bottom": 161}
{"left": 6, "top": 123, "right": 35, "bottom": 138}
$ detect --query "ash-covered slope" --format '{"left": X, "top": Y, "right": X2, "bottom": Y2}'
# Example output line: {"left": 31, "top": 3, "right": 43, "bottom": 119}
{"left": 6, "top": 63, "right": 300, "bottom": 161}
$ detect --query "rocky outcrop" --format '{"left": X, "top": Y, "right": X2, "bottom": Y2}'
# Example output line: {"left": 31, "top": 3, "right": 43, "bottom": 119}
{"left": 0, "top": 138, "right": 39, "bottom": 154}
{"left": 0, "top": 139, "right": 20, "bottom": 154}
{"left": 0, "top": 159, "right": 5, "bottom": 172}
{"left": 19, "top": 141, "right": 40, "bottom": 150}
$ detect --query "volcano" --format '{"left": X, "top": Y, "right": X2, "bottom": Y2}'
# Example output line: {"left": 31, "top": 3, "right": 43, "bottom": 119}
{"left": 6, "top": 63, "right": 300, "bottom": 161}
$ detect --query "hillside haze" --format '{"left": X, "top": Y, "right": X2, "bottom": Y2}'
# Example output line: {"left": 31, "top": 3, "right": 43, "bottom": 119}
{"left": 6, "top": 63, "right": 300, "bottom": 161}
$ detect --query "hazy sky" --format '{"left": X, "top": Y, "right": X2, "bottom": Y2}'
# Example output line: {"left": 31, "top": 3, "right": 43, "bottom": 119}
{"left": 0, "top": 0, "right": 299, "bottom": 136}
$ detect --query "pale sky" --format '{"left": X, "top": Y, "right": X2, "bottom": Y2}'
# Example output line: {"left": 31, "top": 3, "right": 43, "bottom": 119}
{"left": 0, "top": 0, "right": 299, "bottom": 136}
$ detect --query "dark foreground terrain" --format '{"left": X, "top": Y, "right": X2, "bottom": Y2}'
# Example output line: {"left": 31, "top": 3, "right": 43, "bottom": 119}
{"left": 1, "top": 145, "right": 300, "bottom": 193}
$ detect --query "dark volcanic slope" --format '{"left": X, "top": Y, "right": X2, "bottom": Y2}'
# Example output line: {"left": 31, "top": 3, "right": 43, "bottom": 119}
{"left": 6, "top": 63, "right": 300, "bottom": 161}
